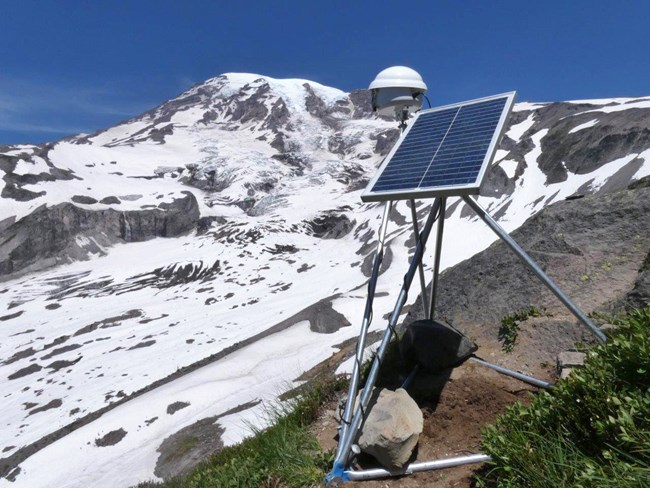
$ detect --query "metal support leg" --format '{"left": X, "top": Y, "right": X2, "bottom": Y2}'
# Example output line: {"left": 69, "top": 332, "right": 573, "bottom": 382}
{"left": 401, "top": 364, "right": 420, "bottom": 390}
{"left": 469, "top": 357, "right": 553, "bottom": 389}
{"left": 345, "top": 454, "right": 491, "bottom": 480}
{"left": 462, "top": 195, "right": 606, "bottom": 343}
{"left": 409, "top": 199, "right": 429, "bottom": 319}
{"left": 335, "top": 202, "right": 392, "bottom": 465}
{"left": 428, "top": 197, "right": 447, "bottom": 320}
{"left": 327, "top": 199, "right": 441, "bottom": 485}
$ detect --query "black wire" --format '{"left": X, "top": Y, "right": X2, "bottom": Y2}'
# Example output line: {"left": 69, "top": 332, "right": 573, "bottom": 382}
{"left": 354, "top": 200, "right": 441, "bottom": 422}
{"left": 424, "top": 94, "right": 432, "bottom": 108}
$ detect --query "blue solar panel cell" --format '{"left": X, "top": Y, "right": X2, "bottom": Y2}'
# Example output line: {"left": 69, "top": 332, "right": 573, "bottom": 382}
{"left": 361, "top": 92, "right": 515, "bottom": 202}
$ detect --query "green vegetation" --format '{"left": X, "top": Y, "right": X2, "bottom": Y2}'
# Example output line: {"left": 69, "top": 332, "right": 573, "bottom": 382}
{"left": 499, "top": 306, "right": 547, "bottom": 353}
{"left": 640, "top": 251, "right": 650, "bottom": 272}
{"left": 479, "top": 306, "right": 650, "bottom": 487}
{"left": 137, "top": 375, "right": 347, "bottom": 488}
{"left": 135, "top": 306, "right": 650, "bottom": 488}
{"left": 174, "top": 436, "right": 199, "bottom": 460}
{"left": 360, "top": 337, "right": 405, "bottom": 388}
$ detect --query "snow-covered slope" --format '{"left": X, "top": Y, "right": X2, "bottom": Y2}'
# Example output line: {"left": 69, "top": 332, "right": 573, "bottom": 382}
{"left": 1, "top": 74, "right": 649, "bottom": 487}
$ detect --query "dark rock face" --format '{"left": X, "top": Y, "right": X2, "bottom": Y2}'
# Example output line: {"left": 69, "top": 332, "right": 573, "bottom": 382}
{"left": 149, "top": 124, "right": 174, "bottom": 143}
{"left": 361, "top": 245, "right": 393, "bottom": 278}
{"left": 404, "top": 186, "right": 650, "bottom": 341}
{"left": 307, "top": 211, "right": 355, "bottom": 239}
{"left": 348, "top": 89, "right": 373, "bottom": 118}
{"left": 270, "top": 153, "right": 311, "bottom": 177}
{"left": 228, "top": 81, "right": 271, "bottom": 124}
{"left": 539, "top": 108, "right": 650, "bottom": 183}
{"left": 268, "top": 296, "right": 351, "bottom": 334}
{"left": 0, "top": 192, "right": 200, "bottom": 280}
{"left": 99, "top": 196, "right": 121, "bottom": 205}
{"left": 166, "top": 402, "right": 190, "bottom": 415}
{"left": 195, "top": 216, "right": 227, "bottom": 234}
{"left": 481, "top": 164, "right": 515, "bottom": 198}
{"left": 500, "top": 103, "right": 650, "bottom": 188}
{"left": 622, "top": 251, "right": 650, "bottom": 310}
{"left": 371, "top": 129, "right": 400, "bottom": 156}
{"left": 8, "top": 363, "right": 42, "bottom": 380}
{"left": 114, "top": 260, "right": 221, "bottom": 291}
{"left": 95, "top": 428, "right": 127, "bottom": 447}
{"left": 46, "top": 357, "right": 82, "bottom": 372}
{"left": 0, "top": 310, "right": 23, "bottom": 321}
{"left": 1, "top": 185, "right": 45, "bottom": 202}
{"left": 71, "top": 195, "right": 98, "bottom": 205}
{"left": 26, "top": 399, "right": 63, "bottom": 416}
{"left": 303, "top": 83, "right": 329, "bottom": 118}
{"left": 1, "top": 147, "right": 80, "bottom": 202}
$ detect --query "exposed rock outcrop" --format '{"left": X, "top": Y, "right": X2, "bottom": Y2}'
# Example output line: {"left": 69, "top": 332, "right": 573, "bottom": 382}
{"left": 306, "top": 210, "right": 355, "bottom": 239}
{"left": 0, "top": 192, "right": 200, "bottom": 280}
{"left": 404, "top": 185, "right": 650, "bottom": 342}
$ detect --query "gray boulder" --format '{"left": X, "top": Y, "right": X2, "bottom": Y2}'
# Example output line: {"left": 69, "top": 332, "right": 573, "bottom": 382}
{"left": 399, "top": 319, "right": 478, "bottom": 372}
{"left": 357, "top": 388, "right": 423, "bottom": 470}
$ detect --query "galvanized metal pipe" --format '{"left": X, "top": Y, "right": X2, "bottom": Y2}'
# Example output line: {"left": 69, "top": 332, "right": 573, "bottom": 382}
{"left": 428, "top": 197, "right": 447, "bottom": 319}
{"left": 335, "top": 201, "right": 392, "bottom": 461}
{"left": 469, "top": 357, "right": 553, "bottom": 389}
{"left": 332, "top": 199, "right": 441, "bottom": 471}
{"left": 409, "top": 199, "right": 429, "bottom": 319}
{"left": 345, "top": 453, "right": 491, "bottom": 480}
{"left": 401, "top": 364, "right": 420, "bottom": 390}
{"left": 462, "top": 196, "right": 606, "bottom": 343}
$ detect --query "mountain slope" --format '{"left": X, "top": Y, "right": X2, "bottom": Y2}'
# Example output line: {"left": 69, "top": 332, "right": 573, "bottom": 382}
{"left": 0, "top": 74, "right": 649, "bottom": 487}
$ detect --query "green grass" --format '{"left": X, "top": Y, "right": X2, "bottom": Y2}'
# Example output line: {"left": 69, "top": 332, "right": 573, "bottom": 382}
{"left": 499, "top": 306, "right": 547, "bottom": 353}
{"left": 136, "top": 375, "right": 347, "bottom": 488}
{"left": 478, "top": 306, "right": 650, "bottom": 487}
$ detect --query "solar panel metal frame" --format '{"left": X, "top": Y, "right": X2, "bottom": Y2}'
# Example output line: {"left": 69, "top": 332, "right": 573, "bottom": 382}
{"left": 361, "top": 91, "right": 516, "bottom": 202}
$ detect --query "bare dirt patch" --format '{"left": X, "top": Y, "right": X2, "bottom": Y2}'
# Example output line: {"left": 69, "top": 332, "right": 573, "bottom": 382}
{"left": 154, "top": 400, "right": 261, "bottom": 480}
{"left": 312, "top": 361, "right": 539, "bottom": 487}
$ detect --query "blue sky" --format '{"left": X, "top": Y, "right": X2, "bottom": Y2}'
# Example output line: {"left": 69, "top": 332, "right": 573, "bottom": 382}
{"left": 2, "top": 0, "right": 649, "bottom": 144}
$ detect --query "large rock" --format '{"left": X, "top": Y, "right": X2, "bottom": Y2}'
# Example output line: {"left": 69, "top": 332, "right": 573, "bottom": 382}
{"left": 357, "top": 388, "right": 423, "bottom": 470}
{"left": 399, "top": 319, "right": 478, "bottom": 372}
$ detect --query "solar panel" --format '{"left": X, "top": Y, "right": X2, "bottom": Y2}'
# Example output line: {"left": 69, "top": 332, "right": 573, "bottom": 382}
{"left": 361, "top": 92, "right": 516, "bottom": 202}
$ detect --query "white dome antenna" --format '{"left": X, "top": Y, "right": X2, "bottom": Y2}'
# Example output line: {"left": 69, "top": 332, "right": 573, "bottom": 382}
{"left": 369, "top": 66, "right": 428, "bottom": 128}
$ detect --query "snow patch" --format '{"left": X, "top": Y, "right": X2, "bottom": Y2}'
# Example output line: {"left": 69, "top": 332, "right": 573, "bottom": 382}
{"left": 512, "top": 101, "right": 546, "bottom": 112}
{"left": 569, "top": 118, "right": 599, "bottom": 134}
{"left": 506, "top": 113, "right": 535, "bottom": 142}
{"left": 498, "top": 159, "right": 518, "bottom": 179}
